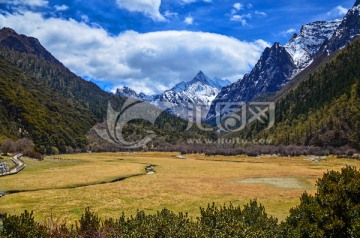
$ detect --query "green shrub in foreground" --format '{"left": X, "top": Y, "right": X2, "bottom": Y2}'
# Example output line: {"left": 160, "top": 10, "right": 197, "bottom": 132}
{"left": 281, "top": 166, "right": 360, "bottom": 237}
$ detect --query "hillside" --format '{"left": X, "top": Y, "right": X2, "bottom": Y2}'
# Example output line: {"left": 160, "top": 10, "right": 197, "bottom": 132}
{"left": 0, "top": 55, "right": 95, "bottom": 152}
{"left": 230, "top": 37, "right": 360, "bottom": 149}
{"left": 0, "top": 28, "right": 122, "bottom": 121}
{"left": 0, "top": 27, "right": 129, "bottom": 152}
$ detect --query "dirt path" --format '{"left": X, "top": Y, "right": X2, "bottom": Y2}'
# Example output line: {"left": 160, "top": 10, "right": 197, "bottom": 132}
{"left": 0, "top": 154, "right": 26, "bottom": 197}
{"left": 0, "top": 153, "right": 26, "bottom": 177}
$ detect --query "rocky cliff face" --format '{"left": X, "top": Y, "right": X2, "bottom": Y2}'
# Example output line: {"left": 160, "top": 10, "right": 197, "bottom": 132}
{"left": 320, "top": 2, "right": 360, "bottom": 54}
{"left": 207, "top": 43, "right": 296, "bottom": 118}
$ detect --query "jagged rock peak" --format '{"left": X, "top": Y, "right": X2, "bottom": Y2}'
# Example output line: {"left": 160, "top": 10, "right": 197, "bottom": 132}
{"left": 0, "top": 27, "right": 17, "bottom": 35}
{"left": 192, "top": 70, "right": 210, "bottom": 84}
{"left": 272, "top": 42, "right": 281, "bottom": 49}
{"left": 116, "top": 86, "right": 153, "bottom": 101}
{"left": 116, "top": 86, "right": 137, "bottom": 95}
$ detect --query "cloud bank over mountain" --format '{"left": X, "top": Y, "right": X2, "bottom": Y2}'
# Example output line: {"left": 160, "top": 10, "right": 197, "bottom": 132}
{"left": 0, "top": 11, "right": 269, "bottom": 94}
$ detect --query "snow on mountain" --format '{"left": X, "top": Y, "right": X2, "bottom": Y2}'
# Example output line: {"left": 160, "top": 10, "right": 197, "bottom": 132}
{"left": 285, "top": 20, "right": 341, "bottom": 72}
{"left": 156, "top": 71, "right": 222, "bottom": 106}
{"left": 116, "top": 86, "right": 141, "bottom": 99}
{"left": 116, "top": 86, "right": 155, "bottom": 101}
{"left": 116, "top": 71, "right": 231, "bottom": 120}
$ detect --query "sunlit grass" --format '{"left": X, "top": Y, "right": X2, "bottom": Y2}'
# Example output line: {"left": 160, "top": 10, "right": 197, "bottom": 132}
{"left": 0, "top": 152, "right": 358, "bottom": 223}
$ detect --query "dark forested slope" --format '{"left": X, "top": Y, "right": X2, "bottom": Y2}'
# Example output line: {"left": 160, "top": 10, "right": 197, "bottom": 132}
{"left": 0, "top": 55, "right": 96, "bottom": 152}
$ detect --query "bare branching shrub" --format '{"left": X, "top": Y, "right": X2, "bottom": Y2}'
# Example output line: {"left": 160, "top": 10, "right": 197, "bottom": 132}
{"left": 15, "top": 138, "right": 35, "bottom": 153}
{"left": 0, "top": 138, "right": 16, "bottom": 155}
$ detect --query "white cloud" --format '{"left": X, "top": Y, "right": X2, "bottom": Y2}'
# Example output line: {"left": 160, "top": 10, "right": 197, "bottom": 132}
{"left": 229, "top": 2, "right": 255, "bottom": 25}
{"left": 255, "top": 11, "right": 267, "bottom": 17}
{"left": 286, "top": 28, "right": 296, "bottom": 34}
{"left": 54, "top": 5, "right": 69, "bottom": 12}
{"left": 232, "top": 2, "right": 253, "bottom": 11}
{"left": 233, "top": 3, "right": 243, "bottom": 11}
{"left": 2, "top": 0, "right": 48, "bottom": 7}
{"left": 230, "top": 15, "right": 246, "bottom": 26}
{"left": 0, "top": 11, "right": 269, "bottom": 95}
{"left": 326, "top": 5, "right": 348, "bottom": 19}
{"left": 81, "top": 15, "right": 89, "bottom": 23}
{"left": 230, "top": 14, "right": 251, "bottom": 26}
{"left": 184, "top": 17, "right": 193, "bottom": 25}
{"left": 164, "top": 10, "right": 178, "bottom": 18}
{"left": 181, "top": 0, "right": 212, "bottom": 4}
{"left": 116, "top": 0, "right": 165, "bottom": 22}
{"left": 280, "top": 28, "right": 297, "bottom": 37}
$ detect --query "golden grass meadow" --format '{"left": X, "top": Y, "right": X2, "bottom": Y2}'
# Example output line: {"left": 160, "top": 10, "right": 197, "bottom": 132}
{"left": 1, "top": 152, "right": 359, "bottom": 223}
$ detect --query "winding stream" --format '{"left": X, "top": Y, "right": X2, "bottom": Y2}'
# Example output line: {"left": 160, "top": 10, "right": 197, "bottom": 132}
{"left": 0, "top": 173, "right": 145, "bottom": 197}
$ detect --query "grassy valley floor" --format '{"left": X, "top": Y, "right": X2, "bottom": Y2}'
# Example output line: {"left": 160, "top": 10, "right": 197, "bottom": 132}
{"left": 0, "top": 152, "right": 359, "bottom": 223}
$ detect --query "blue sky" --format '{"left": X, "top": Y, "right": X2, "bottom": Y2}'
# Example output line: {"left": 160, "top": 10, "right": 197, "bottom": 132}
{"left": 0, "top": 0, "right": 355, "bottom": 94}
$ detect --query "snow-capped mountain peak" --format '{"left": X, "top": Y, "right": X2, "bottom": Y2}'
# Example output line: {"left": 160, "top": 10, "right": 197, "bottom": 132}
{"left": 190, "top": 70, "right": 210, "bottom": 85}
{"left": 172, "top": 71, "right": 230, "bottom": 93}
{"left": 285, "top": 20, "right": 341, "bottom": 70}
{"left": 116, "top": 71, "right": 231, "bottom": 120}
{"left": 153, "top": 71, "right": 231, "bottom": 119}
{"left": 116, "top": 86, "right": 140, "bottom": 99}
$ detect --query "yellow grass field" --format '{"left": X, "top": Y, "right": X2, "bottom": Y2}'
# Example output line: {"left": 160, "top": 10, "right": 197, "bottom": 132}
{"left": 0, "top": 152, "right": 359, "bottom": 223}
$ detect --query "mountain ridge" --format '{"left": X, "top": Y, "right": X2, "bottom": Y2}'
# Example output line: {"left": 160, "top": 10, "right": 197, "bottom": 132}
{"left": 0, "top": 27, "right": 59, "bottom": 63}
{"left": 230, "top": 36, "right": 360, "bottom": 149}
{"left": 207, "top": 6, "right": 357, "bottom": 120}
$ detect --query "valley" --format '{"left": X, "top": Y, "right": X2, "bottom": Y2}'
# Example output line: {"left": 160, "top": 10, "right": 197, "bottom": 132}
{"left": 0, "top": 0, "right": 359, "bottom": 236}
